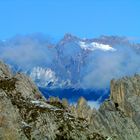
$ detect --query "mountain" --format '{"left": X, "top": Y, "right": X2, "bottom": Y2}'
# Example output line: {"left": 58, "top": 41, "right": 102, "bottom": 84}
{"left": 1, "top": 34, "right": 140, "bottom": 89}
{"left": 1, "top": 34, "right": 140, "bottom": 105}
{"left": 53, "top": 34, "right": 117, "bottom": 88}
{"left": 29, "top": 67, "right": 58, "bottom": 87}
{"left": 1, "top": 59, "right": 140, "bottom": 139}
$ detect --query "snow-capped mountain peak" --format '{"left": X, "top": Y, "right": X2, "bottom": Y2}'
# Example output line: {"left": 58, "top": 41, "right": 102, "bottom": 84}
{"left": 30, "top": 67, "right": 58, "bottom": 87}
{"left": 79, "top": 41, "right": 116, "bottom": 51}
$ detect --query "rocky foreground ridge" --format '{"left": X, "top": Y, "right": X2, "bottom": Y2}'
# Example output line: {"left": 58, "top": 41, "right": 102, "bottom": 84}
{"left": 0, "top": 60, "right": 140, "bottom": 140}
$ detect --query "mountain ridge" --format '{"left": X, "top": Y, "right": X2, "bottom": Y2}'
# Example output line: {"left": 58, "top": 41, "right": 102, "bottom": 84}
{"left": 0, "top": 60, "right": 140, "bottom": 139}
{"left": 1, "top": 34, "right": 140, "bottom": 89}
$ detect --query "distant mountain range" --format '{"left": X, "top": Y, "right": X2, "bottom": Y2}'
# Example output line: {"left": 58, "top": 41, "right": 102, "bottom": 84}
{"left": 0, "top": 34, "right": 140, "bottom": 104}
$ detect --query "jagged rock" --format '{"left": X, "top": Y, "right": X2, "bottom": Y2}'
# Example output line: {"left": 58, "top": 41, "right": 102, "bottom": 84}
{"left": 91, "top": 75, "right": 140, "bottom": 140}
{"left": 14, "top": 73, "right": 44, "bottom": 101}
{"left": 0, "top": 61, "right": 106, "bottom": 140}
{"left": 62, "top": 98, "right": 69, "bottom": 108}
{"left": 1, "top": 60, "right": 140, "bottom": 140}
{"left": 75, "top": 97, "right": 93, "bottom": 122}
{"left": 0, "top": 90, "right": 27, "bottom": 140}
{"left": 0, "top": 61, "right": 12, "bottom": 79}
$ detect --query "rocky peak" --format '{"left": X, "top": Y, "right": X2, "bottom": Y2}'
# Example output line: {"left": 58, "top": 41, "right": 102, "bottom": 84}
{"left": 110, "top": 74, "right": 140, "bottom": 115}
{"left": 77, "top": 97, "right": 87, "bottom": 108}
{"left": 92, "top": 35, "right": 131, "bottom": 46}
{"left": 57, "top": 33, "right": 79, "bottom": 47}
{"left": 63, "top": 33, "right": 79, "bottom": 41}
{"left": 0, "top": 60, "right": 12, "bottom": 80}
{"left": 91, "top": 74, "right": 140, "bottom": 140}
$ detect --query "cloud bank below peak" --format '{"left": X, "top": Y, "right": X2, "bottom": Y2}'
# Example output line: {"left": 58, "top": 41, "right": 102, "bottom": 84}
{"left": 0, "top": 34, "right": 140, "bottom": 89}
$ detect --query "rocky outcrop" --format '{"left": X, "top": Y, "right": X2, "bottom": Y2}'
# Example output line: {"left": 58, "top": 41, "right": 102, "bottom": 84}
{"left": 69, "top": 97, "right": 94, "bottom": 123}
{"left": 0, "top": 60, "right": 106, "bottom": 140}
{"left": 0, "top": 61, "right": 12, "bottom": 79}
{"left": 90, "top": 75, "right": 140, "bottom": 140}
{"left": 1, "top": 59, "right": 140, "bottom": 140}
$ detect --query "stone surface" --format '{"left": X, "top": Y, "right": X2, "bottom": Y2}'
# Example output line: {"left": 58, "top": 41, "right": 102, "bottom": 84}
{"left": 90, "top": 75, "right": 140, "bottom": 140}
{"left": 1, "top": 60, "right": 140, "bottom": 140}
{"left": 0, "top": 61, "right": 12, "bottom": 79}
{"left": 0, "top": 60, "right": 106, "bottom": 140}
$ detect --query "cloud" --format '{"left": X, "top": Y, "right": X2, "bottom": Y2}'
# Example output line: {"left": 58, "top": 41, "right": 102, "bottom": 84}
{"left": 0, "top": 34, "right": 56, "bottom": 70}
{"left": 87, "top": 100, "right": 101, "bottom": 109}
{"left": 1, "top": 34, "right": 140, "bottom": 90}
{"left": 81, "top": 45, "right": 140, "bottom": 89}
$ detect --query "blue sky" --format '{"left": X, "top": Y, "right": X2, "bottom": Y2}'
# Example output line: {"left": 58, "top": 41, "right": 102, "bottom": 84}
{"left": 0, "top": 0, "right": 140, "bottom": 40}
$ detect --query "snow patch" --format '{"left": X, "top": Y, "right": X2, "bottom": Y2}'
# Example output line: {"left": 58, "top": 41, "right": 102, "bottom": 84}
{"left": 30, "top": 67, "right": 58, "bottom": 87}
{"left": 79, "top": 41, "right": 116, "bottom": 52}
{"left": 31, "top": 100, "right": 63, "bottom": 111}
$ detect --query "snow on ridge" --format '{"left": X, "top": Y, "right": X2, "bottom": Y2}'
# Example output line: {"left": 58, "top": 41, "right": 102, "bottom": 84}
{"left": 79, "top": 41, "right": 116, "bottom": 52}
{"left": 30, "top": 67, "right": 58, "bottom": 87}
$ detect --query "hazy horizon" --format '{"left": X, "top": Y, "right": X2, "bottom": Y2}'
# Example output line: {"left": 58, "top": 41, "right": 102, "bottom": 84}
{"left": 0, "top": 0, "right": 140, "bottom": 42}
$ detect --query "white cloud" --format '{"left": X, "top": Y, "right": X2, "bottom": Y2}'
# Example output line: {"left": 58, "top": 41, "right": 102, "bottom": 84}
{"left": 81, "top": 45, "right": 140, "bottom": 88}
{"left": 87, "top": 100, "right": 101, "bottom": 109}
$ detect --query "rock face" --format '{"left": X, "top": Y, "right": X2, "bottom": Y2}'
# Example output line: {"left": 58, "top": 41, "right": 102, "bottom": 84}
{"left": 0, "top": 61, "right": 12, "bottom": 79}
{"left": 0, "top": 60, "right": 106, "bottom": 140}
{"left": 1, "top": 60, "right": 140, "bottom": 140}
{"left": 91, "top": 75, "right": 140, "bottom": 140}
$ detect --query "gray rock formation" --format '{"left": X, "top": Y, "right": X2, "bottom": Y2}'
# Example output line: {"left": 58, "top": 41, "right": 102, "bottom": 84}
{"left": 90, "top": 75, "right": 140, "bottom": 140}
{"left": 1, "top": 60, "right": 140, "bottom": 140}
{"left": 0, "top": 60, "right": 106, "bottom": 140}
{"left": 0, "top": 61, "right": 12, "bottom": 79}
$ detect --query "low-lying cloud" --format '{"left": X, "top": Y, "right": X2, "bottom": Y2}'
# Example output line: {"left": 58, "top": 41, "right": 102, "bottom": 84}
{"left": 81, "top": 45, "right": 140, "bottom": 88}
{"left": 0, "top": 34, "right": 140, "bottom": 89}
{"left": 0, "top": 34, "right": 56, "bottom": 70}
